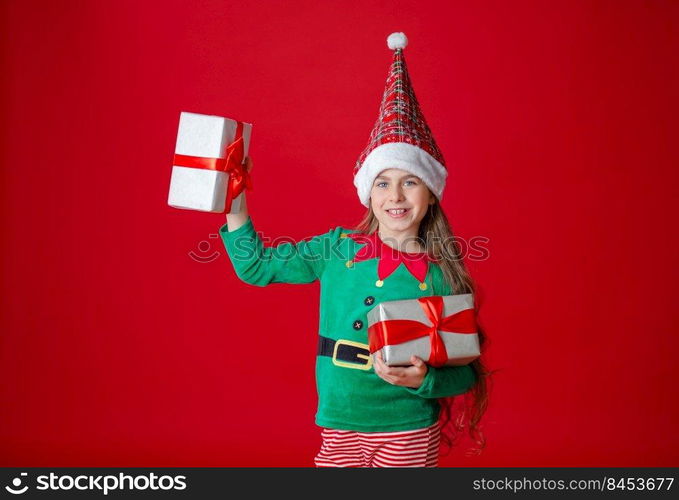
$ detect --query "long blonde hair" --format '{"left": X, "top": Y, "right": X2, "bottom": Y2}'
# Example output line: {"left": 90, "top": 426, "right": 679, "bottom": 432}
{"left": 354, "top": 199, "right": 492, "bottom": 455}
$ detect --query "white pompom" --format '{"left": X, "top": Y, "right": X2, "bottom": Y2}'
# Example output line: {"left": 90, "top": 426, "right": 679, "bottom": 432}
{"left": 387, "top": 32, "right": 408, "bottom": 50}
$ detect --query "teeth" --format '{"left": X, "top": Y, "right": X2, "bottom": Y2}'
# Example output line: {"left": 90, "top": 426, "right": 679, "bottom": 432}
{"left": 388, "top": 209, "right": 406, "bottom": 214}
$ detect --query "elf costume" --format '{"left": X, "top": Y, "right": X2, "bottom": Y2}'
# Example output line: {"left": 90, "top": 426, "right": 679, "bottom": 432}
{"left": 219, "top": 32, "right": 476, "bottom": 432}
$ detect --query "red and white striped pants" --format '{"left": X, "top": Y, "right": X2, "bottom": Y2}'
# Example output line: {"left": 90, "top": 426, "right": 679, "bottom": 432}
{"left": 314, "top": 422, "right": 440, "bottom": 467}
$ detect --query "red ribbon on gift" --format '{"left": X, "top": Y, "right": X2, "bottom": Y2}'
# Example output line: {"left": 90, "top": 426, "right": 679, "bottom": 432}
{"left": 367, "top": 296, "right": 477, "bottom": 367}
{"left": 172, "top": 121, "right": 253, "bottom": 213}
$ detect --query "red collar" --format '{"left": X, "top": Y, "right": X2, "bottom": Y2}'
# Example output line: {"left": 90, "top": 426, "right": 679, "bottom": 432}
{"left": 347, "top": 231, "right": 433, "bottom": 282}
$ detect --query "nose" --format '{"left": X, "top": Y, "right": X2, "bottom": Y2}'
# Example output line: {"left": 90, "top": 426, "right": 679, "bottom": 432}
{"left": 388, "top": 184, "right": 405, "bottom": 202}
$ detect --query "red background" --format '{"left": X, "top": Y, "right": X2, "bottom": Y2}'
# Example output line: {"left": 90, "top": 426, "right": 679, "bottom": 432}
{"left": 1, "top": 0, "right": 677, "bottom": 467}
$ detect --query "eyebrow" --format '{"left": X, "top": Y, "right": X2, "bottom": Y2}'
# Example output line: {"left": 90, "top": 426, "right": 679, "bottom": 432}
{"left": 374, "top": 174, "right": 419, "bottom": 181}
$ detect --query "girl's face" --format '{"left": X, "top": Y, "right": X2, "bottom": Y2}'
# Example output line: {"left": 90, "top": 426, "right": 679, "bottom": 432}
{"left": 369, "top": 168, "right": 435, "bottom": 235}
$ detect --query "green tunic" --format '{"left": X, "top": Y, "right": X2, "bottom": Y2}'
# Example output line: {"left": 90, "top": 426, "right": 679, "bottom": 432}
{"left": 219, "top": 217, "right": 477, "bottom": 432}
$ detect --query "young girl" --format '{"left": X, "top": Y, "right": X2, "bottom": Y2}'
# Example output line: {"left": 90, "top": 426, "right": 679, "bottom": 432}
{"left": 219, "top": 32, "right": 489, "bottom": 467}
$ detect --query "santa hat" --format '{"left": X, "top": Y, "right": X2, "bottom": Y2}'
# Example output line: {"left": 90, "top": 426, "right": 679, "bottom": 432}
{"left": 353, "top": 32, "right": 448, "bottom": 207}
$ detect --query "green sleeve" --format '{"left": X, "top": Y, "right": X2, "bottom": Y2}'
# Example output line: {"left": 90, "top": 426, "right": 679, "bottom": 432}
{"left": 219, "top": 216, "right": 344, "bottom": 286}
{"left": 404, "top": 364, "right": 477, "bottom": 399}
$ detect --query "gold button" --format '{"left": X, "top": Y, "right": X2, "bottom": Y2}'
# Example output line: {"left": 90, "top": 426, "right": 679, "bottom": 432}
{"left": 340, "top": 233, "right": 348, "bottom": 238}
{"left": 419, "top": 282, "right": 428, "bottom": 291}
{"left": 345, "top": 260, "right": 353, "bottom": 268}
{"left": 375, "top": 280, "right": 384, "bottom": 287}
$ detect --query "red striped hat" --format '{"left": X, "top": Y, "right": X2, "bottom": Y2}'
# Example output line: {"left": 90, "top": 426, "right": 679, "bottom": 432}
{"left": 353, "top": 32, "right": 447, "bottom": 207}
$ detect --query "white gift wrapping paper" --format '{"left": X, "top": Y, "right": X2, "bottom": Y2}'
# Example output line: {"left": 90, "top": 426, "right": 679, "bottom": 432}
{"left": 168, "top": 111, "right": 252, "bottom": 213}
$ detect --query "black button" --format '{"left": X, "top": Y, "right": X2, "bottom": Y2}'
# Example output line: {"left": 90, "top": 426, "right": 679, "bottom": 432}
{"left": 352, "top": 320, "right": 363, "bottom": 330}
{"left": 364, "top": 296, "right": 375, "bottom": 306}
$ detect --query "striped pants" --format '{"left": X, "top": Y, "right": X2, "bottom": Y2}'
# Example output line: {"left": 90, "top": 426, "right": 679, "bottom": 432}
{"left": 314, "top": 422, "right": 440, "bottom": 467}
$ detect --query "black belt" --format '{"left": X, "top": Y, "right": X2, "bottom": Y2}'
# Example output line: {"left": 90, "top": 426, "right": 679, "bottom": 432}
{"left": 317, "top": 335, "right": 373, "bottom": 370}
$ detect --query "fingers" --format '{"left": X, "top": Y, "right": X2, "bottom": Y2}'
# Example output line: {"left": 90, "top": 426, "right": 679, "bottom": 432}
{"left": 374, "top": 352, "right": 412, "bottom": 385}
{"left": 375, "top": 353, "right": 422, "bottom": 375}
{"left": 410, "top": 356, "right": 427, "bottom": 370}
{"left": 373, "top": 352, "right": 428, "bottom": 388}
{"left": 373, "top": 352, "right": 400, "bottom": 383}
{"left": 375, "top": 352, "right": 395, "bottom": 375}
{"left": 373, "top": 351, "right": 389, "bottom": 375}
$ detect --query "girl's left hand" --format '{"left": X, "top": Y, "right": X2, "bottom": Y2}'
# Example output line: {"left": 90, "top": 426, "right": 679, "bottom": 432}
{"left": 373, "top": 351, "right": 428, "bottom": 389}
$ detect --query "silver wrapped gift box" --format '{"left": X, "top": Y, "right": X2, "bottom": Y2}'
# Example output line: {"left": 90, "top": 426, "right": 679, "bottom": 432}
{"left": 367, "top": 294, "right": 480, "bottom": 367}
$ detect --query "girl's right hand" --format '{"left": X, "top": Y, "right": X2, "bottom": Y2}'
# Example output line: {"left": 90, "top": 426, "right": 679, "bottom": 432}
{"left": 226, "top": 157, "right": 251, "bottom": 229}
{"left": 244, "top": 156, "right": 253, "bottom": 174}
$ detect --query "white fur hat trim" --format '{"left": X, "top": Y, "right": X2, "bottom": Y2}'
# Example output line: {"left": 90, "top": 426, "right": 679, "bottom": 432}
{"left": 353, "top": 142, "right": 448, "bottom": 207}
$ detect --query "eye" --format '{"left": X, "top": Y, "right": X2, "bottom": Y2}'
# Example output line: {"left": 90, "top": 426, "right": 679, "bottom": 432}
{"left": 404, "top": 180, "right": 417, "bottom": 186}
{"left": 376, "top": 181, "right": 388, "bottom": 188}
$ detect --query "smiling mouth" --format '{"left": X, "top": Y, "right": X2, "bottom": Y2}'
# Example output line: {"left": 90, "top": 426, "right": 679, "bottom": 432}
{"left": 386, "top": 208, "right": 410, "bottom": 217}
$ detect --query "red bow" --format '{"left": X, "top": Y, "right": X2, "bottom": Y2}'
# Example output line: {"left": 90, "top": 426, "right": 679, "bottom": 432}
{"left": 173, "top": 121, "right": 253, "bottom": 213}
{"left": 368, "top": 296, "right": 477, "bottom": 367}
